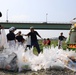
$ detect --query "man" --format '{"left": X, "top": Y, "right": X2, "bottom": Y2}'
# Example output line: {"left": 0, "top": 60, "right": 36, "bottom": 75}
{"left": 7, "top": 27, "right": 16, "bottom": 48}
{"left": 46, "top": 38, "right": 51, "bottom": 46}
{"left": 16, "top": 31, "right": 25, "bottom": 46}
{"left": 25, "top": 26, "right": 42, "bottom": 54}
{"left": 0, "top": 25, "right": 5, "bottom": 49}
{"left": 58, "top": 32, "right": 66, "bottom": 49}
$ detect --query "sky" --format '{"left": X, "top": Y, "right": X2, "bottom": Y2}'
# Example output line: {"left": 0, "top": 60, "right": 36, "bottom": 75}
{"left": 0, "top": 0, "right": 76, "bottom": 38}
{"left": 0, "top": 0, "right": 76, "bottom": 23}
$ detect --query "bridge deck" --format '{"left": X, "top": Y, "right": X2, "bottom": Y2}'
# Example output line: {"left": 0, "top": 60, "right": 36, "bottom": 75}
{"left": 0, "top": 22, "right": 71, "bottom": 30}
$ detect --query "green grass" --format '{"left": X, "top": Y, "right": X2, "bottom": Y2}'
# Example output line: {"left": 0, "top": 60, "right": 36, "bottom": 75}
{"left": 33, "top": 39, "right": 71, "bottom": 55}
{"left": 33, "top": 39, "right": 76, "bottom": 55}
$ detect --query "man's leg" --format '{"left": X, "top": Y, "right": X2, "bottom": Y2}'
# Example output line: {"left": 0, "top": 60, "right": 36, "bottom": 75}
{"left": 35, "top": 42, "right": 41, "bottom": 54}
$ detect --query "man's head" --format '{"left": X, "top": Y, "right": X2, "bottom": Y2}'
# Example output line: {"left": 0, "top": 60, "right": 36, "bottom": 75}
{"left": 9, "top": 27, "right": 16, "bottom": 32}
{"left": 18, "top": 31, "right": 21, "bottom": 35}
{"left": 30, "top": 26, "right": 34, "bottom": 32}
{"left": 60, "top": 32, "right": 63, "bottom": 36}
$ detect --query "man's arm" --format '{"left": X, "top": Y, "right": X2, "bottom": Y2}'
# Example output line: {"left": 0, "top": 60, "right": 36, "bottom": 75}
{"left": 63, "top": 36, "right": 67, "bottom": 39}
{"left": 36, "top": 31, "right": 42, "bottom": 39}
{"left": 22, "top": 32, "right": 30, "bottom": 36}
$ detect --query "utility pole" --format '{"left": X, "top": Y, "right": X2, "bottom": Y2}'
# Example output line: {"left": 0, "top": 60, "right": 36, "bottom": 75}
{"left": 46, "top": 13, "right": 48, "bottom": 23}
{"left": 6, "top": 9, "right": 8, "bottom": 22}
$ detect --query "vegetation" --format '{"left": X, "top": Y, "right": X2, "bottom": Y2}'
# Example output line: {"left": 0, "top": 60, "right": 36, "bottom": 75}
{"left": 33, "top": 39, "right": 68, "bottom": 55}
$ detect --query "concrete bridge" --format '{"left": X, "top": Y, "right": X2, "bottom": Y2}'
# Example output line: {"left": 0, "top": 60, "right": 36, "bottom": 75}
{"left": 0, "top": 22, "right": 72, "bottom": 30}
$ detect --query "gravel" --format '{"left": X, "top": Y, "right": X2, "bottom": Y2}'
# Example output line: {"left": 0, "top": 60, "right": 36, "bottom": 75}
{"left": 0, "top": 68, "right": 75, "bottom": 75}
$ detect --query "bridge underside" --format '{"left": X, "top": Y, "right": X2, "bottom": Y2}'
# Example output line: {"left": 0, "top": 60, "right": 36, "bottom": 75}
{"left": 0, "top": 22, "right": 71, "bottom": 30}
